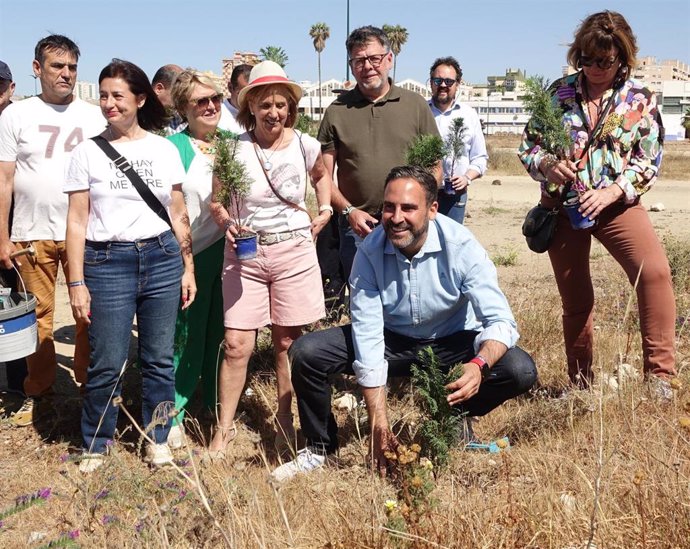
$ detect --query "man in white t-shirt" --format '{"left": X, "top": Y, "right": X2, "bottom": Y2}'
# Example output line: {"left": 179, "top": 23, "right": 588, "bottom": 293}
{"left": 218, "top": 64, "right": 251, "bottom": 135}
{"left": 0, "top": 34, "right": 104, "bottom": 426}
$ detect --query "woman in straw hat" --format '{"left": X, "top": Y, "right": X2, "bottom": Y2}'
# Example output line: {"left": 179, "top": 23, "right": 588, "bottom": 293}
{"left": 208, "top": 61, "right": 333, "bottom": 458}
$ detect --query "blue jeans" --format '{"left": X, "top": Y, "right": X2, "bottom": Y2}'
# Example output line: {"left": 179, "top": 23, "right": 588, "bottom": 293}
{"left": 81, "top": 231, "right": 183, "bottom": 454}
{"left": 437, "top": 189, "right": 468, "bottom": 224}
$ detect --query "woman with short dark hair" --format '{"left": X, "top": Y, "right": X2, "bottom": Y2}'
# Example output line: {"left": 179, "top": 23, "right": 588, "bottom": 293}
{"left": 519, "top": 11, "right": 676, "bottom": 394}
{"left": 65, "top": 59, "right": 196, "bottom": 472}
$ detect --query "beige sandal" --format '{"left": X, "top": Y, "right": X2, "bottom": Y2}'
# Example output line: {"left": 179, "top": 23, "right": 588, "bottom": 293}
{"left": 205, "top": 422, "right": 237, "bottom": 461}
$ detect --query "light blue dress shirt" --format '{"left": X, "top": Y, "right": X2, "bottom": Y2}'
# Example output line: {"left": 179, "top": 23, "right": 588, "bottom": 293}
{"left": 349, "top": 214, "right": 519, "bottom": 387}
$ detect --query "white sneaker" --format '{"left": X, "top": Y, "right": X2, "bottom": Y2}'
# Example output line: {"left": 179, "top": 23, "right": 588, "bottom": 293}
{"left": 145, "top": 443, "right": 174, "bottom": 467}
{"left": 79, "top": 453, "right": 105, "bottom": 474}
{"left": 270, "top": 448, "right": 326, "bottom": 482}
{"left": 168, "top": 424, "right": 185, "bottom": 449}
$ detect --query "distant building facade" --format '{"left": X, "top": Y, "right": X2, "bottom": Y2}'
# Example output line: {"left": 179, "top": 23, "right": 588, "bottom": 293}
{"left": 75, "top": 81, "right": 98, "bottom": 102}
{"left": 221, "top": 52, "right": 260, "bottom": 83}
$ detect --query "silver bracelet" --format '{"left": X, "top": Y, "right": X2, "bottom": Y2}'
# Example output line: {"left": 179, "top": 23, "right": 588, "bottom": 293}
{"left": 68, "top": 280, "right": 86, "bottom": 288}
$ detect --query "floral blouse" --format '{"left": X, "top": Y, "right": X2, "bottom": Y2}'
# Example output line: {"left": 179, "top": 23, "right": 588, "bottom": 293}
{"left": 519, "top": 73, "right": 663, "bottom": 204}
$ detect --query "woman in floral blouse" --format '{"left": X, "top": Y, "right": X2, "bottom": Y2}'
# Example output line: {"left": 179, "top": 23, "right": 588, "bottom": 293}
{"left": 519, "top": 10, "right": 676, "bottom": 393}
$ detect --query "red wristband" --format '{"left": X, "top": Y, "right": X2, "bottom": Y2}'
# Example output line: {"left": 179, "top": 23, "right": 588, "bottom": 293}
{"left": 469, "top": 355, "right": 488, "bottom": 370}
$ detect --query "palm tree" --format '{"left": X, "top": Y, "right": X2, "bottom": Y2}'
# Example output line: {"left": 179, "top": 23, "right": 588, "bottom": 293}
{"left": 683, "top": 107, "right": 690, "bottom": 139}
{"left": 382, "top": 24, "right": 409, "bottom": 81}
{"left": 260, "top": 46, "right": 289, "bottom": 68}
{"left": 309, "top": 22, "right": 330, "bottom": 120}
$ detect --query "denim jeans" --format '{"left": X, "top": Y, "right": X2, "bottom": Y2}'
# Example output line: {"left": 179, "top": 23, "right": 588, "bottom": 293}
{"left": 81, "top": 231, "right": 183, "bottom": 454}
{"left": 437, "top": 189, "right": 468, "bottom": 224}
{"left": 290, "top": 324, "right": 537, "bottom": 454}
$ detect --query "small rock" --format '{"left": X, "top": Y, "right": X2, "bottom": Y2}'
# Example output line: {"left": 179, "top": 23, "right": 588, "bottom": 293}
{"left": 491, "top": 179, "right": 502, "bottom": 185}
{"left": 560, "top": 493, "right": 577, "bottom": 511}
{"left": 616, "top": 363, "right": 639, "bottom": 383}
{"left": 487, "top": 459, "right": 498, "bottom": 467}
{"left": 333, "top": 393, "right": 358, "bottom": 411}
{"left": 28, "top": 532, "right": 47, "bottom": 543}
{"left": 649, "top": 202, "right": 665, "bottom": 212}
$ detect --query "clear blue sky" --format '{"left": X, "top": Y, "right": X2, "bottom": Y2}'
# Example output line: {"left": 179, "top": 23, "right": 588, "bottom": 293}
{"left": 1, "top": 0, "right": 688, "bottom": 96}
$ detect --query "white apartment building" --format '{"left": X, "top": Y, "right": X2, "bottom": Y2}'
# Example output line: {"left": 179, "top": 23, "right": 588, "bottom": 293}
{"left": 75, "top": 81, "right": 98, "bottom": 102}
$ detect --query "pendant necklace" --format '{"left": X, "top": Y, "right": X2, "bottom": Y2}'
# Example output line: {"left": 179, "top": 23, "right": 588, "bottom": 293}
{"left": 255, "top": 130, "right": 284, "bottom": 171}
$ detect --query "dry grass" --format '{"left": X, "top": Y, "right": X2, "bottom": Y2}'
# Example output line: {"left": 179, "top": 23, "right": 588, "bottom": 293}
{"left": 487, "top": 134, "right": 690, "bottom": 180}
{"left": 1, "top": 240, "right": 689, "bottom": 548}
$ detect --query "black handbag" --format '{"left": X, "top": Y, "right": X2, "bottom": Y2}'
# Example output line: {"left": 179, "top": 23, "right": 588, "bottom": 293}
{"left": 522, "top": 204, "right": 558, "bottom": 253}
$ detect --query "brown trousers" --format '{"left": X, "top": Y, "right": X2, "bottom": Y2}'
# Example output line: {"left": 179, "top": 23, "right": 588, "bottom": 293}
{"left": 15, "top": 240, "right": 89, "bottom": 396}
{"left": 545, "top": 201, "right": 676, "bottom": 384}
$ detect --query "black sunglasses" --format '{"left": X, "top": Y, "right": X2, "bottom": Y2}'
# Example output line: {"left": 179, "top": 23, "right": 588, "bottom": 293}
{"left": 430, "top": 77, "right": 458, "bottom": 87}
{"left": 580, "top": 55, "right": 619, "bottom": 70}
{"left": 191, "top": 94, "right": 222, "bottom": 109}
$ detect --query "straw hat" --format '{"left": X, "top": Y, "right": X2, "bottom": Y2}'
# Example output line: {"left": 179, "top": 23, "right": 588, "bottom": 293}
{"left": 237, "top": 61, "right": 303, "bottom": 108}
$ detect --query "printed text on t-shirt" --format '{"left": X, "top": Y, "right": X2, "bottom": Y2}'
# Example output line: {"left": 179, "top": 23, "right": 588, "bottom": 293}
{"left": 109, "top": 159, "right": 163, "bottom": 190}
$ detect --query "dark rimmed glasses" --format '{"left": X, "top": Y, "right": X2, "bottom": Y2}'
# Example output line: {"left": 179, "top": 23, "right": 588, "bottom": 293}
{"left": 191, "top": 94, "right": 222, "bottom": 109}
{"left": 580, "top": 55, "right": 619, "bottom": 70}
{"left": 348, "top": 52, "right": 389, "bottom": 70}
{"left": 430, "top": 77, "right": 458, "bottom": 87}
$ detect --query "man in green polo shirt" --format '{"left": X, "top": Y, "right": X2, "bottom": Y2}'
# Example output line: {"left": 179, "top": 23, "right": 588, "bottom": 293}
{"left": 318, "top": 25, "right": 440, "bottom": 278}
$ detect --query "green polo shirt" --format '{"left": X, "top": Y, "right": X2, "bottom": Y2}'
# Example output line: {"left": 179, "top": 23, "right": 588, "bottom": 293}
{"left": 318, "top": 80, "right": 439, "bottom": 214}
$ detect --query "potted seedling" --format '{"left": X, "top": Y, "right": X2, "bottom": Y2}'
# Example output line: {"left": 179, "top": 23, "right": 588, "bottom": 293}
{"left": 405, "top": 134, "right": 445, "bottom": 174}
{"left": 522, "top": 76, "right": 592, "bottom": 229}
{"left": 442, "top": 117, "right": 467, "bottom": 195}
{"left": 213, "top": 131, "right": 257, "bottom": 260}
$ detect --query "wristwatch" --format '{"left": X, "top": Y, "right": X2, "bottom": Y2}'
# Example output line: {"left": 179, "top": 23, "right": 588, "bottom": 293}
{"left": 342, "top": 205, "right": 356, "bottom": 217}
{"left": 319, "top": 204, "right": 334, "bottom": 215}
{"left": 469, "top": 355, "right": 490, "bottom": 380}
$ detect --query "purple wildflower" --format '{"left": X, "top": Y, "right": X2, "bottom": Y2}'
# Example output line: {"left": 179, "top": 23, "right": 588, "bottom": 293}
{"left": 101, "top": 514, "right": 117, "bottom": 525}
{"left": 0, "top": 520, "right": 4, "bottom": 529}
{"left": 135, "top": 520, "right": 145, "bottom": 533}
{"left": 38, "top": 487, "right": 52, "bottom": 500}
{"left": 95, "top": 489, "right": 109, "bottom": 500}
{"left": 60, "top": 454, "right": 69, "bottom": 463}
{"left": 68, "top": 529, "right": 80, "bottom": 539}
{"left": 105, "top": 439, "right": 114, "bottom": 448}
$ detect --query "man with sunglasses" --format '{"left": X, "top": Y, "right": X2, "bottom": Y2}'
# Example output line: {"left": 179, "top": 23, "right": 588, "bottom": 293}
{"left": 318, "top": 25, "right": 439, "bottom": 280}
{"left": 428, "top": 57, "right": 487, "bottom": 224}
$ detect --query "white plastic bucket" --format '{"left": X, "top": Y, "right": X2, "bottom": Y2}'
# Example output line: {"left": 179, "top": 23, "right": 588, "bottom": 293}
{"left": 0, "top": 292, "right": 38, "bottom": 361}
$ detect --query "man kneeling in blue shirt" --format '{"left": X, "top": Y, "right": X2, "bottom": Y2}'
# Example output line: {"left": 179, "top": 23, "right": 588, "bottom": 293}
{"left": 271, "top": 165, "right": 537, "bottom": 481}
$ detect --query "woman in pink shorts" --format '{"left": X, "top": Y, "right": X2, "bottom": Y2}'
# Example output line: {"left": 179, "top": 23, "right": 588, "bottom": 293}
{"left": 208, "top": 61, "right": 333, "bottom": 458}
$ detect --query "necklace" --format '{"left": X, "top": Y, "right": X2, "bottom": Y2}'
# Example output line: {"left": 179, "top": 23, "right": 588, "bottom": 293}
{"left": 253, "top": 130, "right": 284, "bottom": 171}
{"left": 191, "top": 137, "right": 216, "bottom": 155}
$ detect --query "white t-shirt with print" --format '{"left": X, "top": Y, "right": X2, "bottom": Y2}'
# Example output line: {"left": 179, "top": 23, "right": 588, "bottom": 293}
{"left": 64, "top": 133, "right": 186, "bottom": 242}
{"left": 183, "top": 145, "right": 223, "bottom": 254}
{"left": 0, "top": 96, "right": 104, "bottom": 240}
{"left": 234, "top": 131, "right": 318, "bottom": 233}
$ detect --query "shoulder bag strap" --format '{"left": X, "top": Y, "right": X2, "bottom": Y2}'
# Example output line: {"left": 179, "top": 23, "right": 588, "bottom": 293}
{"left": 250, "top": 132, "right": 313, "bottom": 221}
{"left": 91, "top": 136, "right": 173, "bottom": 229}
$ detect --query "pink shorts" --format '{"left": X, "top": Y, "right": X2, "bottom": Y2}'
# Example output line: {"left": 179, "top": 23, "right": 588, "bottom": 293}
{"left": 222, "top": 233, "right": 325, "bottom": 329}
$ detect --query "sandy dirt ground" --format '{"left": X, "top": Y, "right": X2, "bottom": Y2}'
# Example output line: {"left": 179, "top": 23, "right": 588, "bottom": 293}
{"left": 1, "top": 174, "right": 688, "bottom": 399}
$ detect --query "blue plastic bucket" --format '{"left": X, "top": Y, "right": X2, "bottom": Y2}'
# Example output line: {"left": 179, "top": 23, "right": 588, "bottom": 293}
{"left": 0, "top": 292, "right": 38, "bottom": 361}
